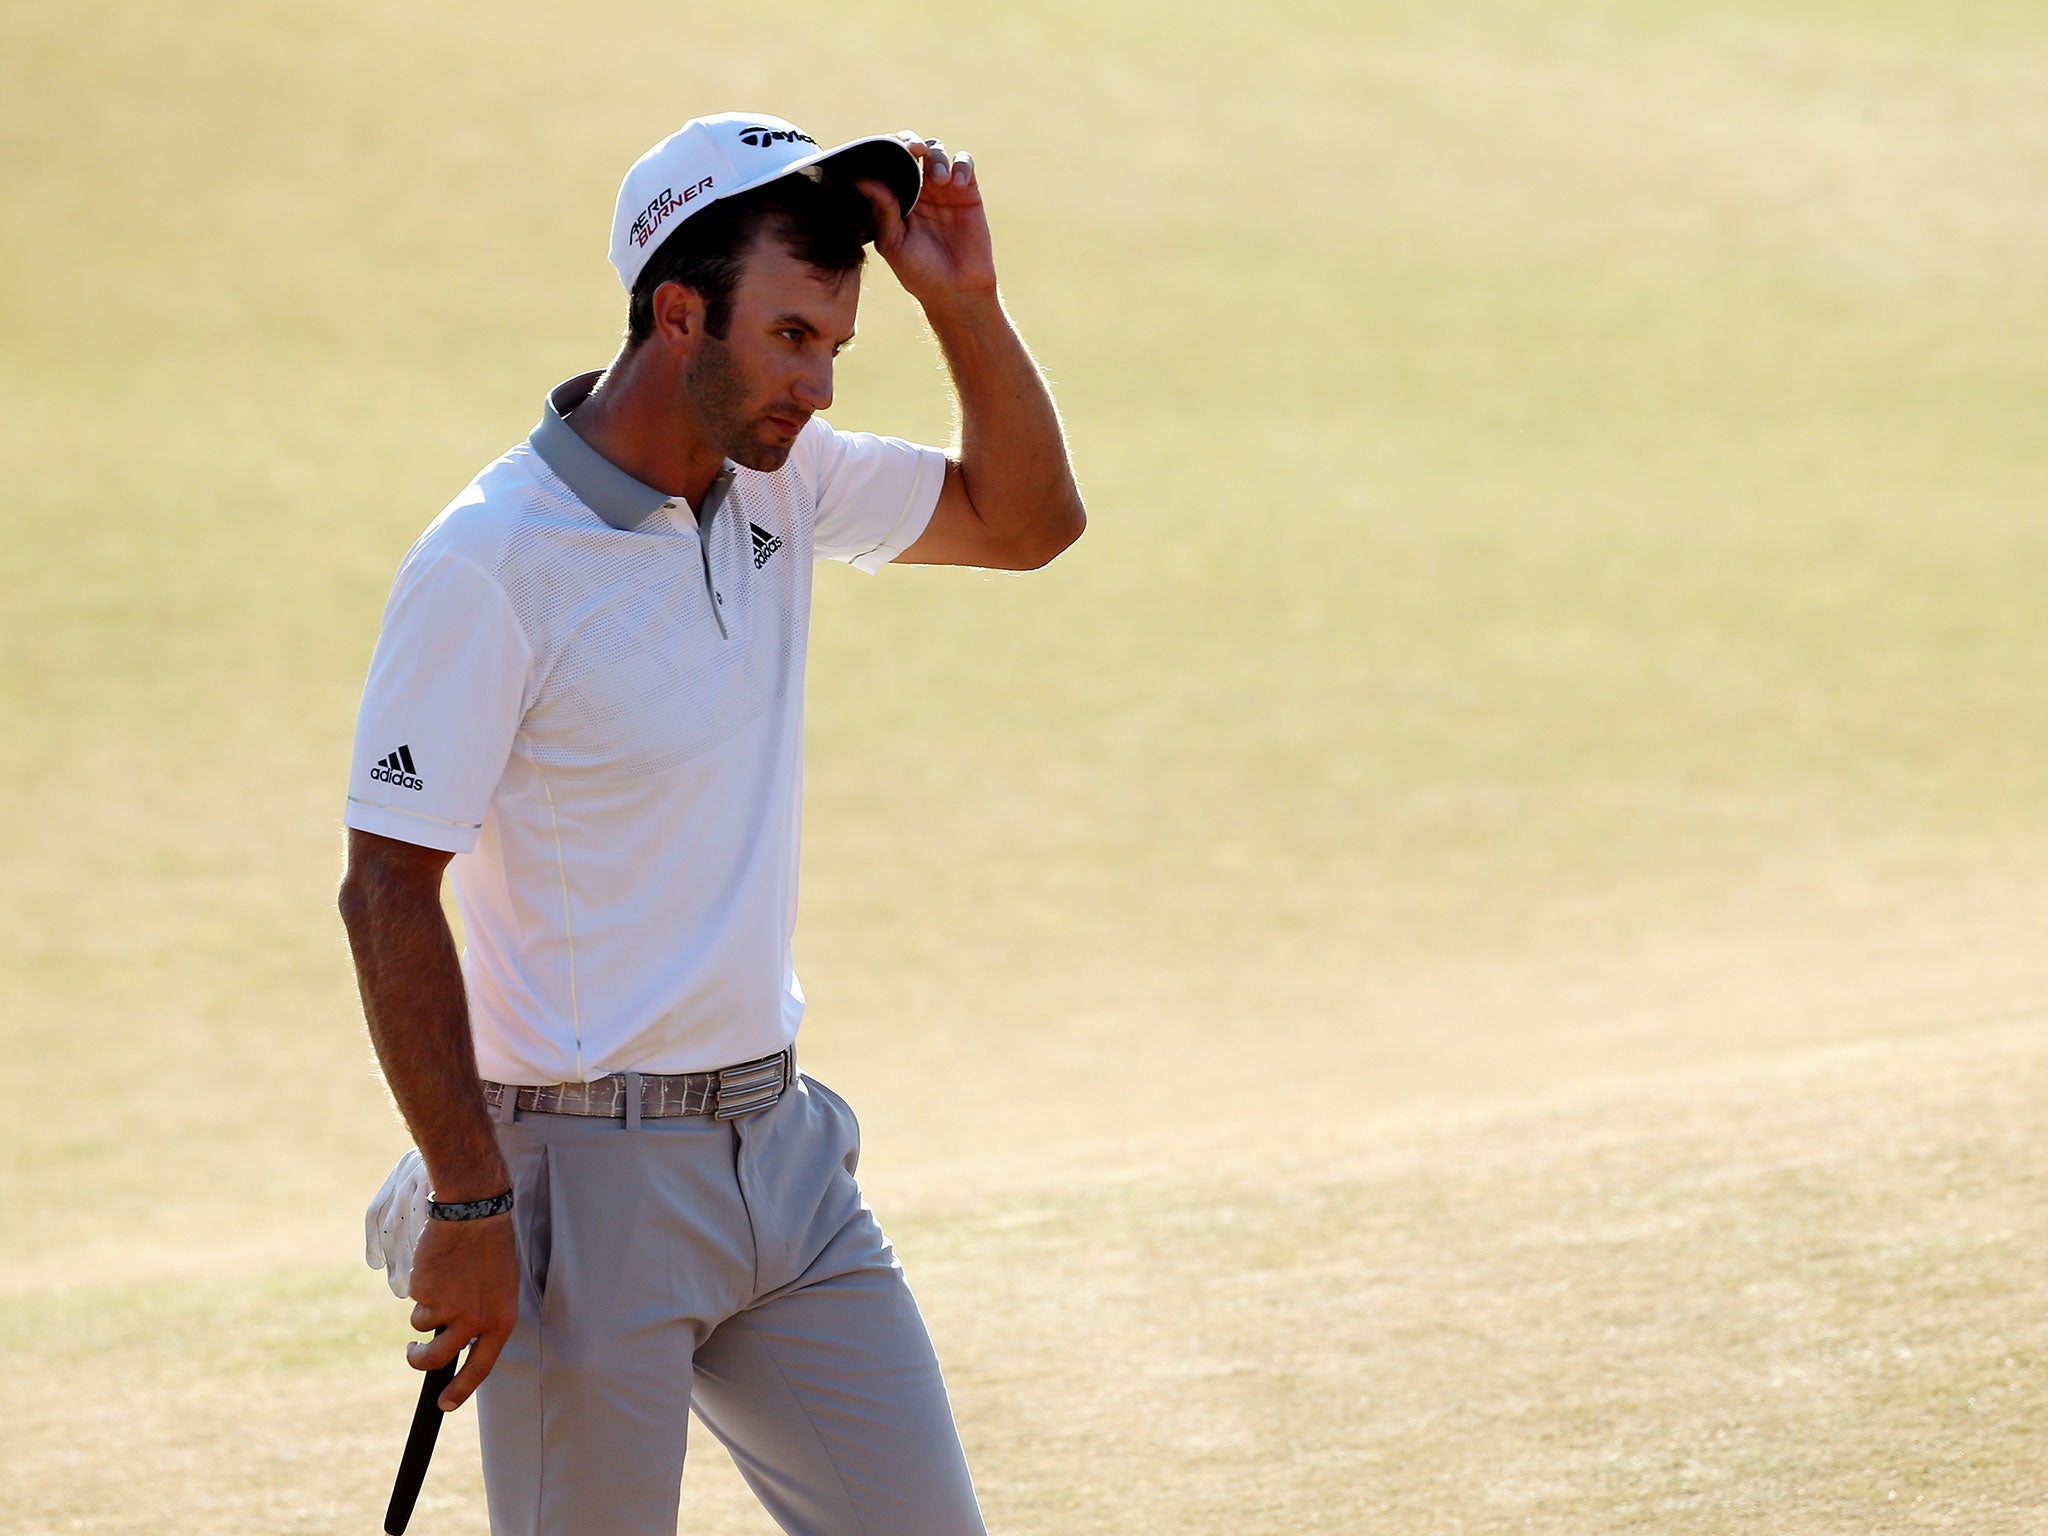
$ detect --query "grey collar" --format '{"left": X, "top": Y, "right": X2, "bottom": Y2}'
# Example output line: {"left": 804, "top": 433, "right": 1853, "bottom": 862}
{"left": 530, "top": 371, "right": 679, "bottom": 532}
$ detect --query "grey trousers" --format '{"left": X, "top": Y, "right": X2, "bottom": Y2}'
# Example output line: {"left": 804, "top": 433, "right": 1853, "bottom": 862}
{"left": 476, "top": 1072, "right": 987, "bottom": 1536}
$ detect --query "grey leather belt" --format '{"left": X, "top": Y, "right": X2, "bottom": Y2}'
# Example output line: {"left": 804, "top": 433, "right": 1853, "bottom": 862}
{"left": 482, "top": 1049, "right": 791, "bottom": 1126}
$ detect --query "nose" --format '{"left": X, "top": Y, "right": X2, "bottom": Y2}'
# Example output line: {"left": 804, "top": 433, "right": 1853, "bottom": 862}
{"left": 792, "top": 357, "right": 833, "bottom": 413}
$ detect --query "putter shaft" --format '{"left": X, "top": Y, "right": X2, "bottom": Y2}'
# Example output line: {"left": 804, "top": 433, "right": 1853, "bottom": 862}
{"left": 384, "top": 1345, "right": 460, "bottom": 1535}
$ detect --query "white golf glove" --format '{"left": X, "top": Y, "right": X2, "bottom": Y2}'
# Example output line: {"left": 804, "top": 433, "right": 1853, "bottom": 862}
{"left": 363, "top": 1147, "right": 430, "bottom": 1299}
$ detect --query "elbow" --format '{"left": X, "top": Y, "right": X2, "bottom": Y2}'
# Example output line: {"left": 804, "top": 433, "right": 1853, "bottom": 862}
{"left": 1011, "top": 493, "right": 1087, "bottom": 571}
{"left": 337, "top": 867, "right": 373, "bottom": 941}
{"left": 338, "top": 830, "right": 448, "bottom": 940}
{"left": 339, "top": 831, "right": 455, "bottom": 937}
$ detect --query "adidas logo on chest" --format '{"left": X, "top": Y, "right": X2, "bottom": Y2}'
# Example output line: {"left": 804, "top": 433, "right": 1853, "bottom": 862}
{"left": 750, "top": 522, "right": 783, "bottom": 569}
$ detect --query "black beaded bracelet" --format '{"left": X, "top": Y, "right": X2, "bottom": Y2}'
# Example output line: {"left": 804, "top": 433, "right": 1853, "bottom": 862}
{"left": 427, "top": 1189, "right": 515, "bottom": 1222}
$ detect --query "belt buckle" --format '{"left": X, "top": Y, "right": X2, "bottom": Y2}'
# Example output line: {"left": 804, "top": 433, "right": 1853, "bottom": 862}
{"left": 713, "top": 1052, "right": 787, "bottom": 1121}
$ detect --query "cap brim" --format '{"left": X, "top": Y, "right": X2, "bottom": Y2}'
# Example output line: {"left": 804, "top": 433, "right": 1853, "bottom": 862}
{"left": 719, "top": 134, "right": 923, "bottom": 232}
{"left": 810, "top": 136, "right": 924, "bottom": 223}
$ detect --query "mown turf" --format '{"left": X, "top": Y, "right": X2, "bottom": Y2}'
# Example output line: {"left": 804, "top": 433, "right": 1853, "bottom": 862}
{"left": 3, "top": 1024, "right": 2041, "bottom": 1533}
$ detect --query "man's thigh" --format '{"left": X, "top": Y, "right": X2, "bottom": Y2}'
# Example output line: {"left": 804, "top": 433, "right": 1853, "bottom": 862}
{"left": 477, "top": 1111, "right": 752, "bottom": 1536}
{"left": 691, "top": 1257, "right": 988, "bottom": 1536}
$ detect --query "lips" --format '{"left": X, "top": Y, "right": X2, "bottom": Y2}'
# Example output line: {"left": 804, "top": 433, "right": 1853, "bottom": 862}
{"left": 766, "top": 411, "right": 808, "bottom": 437}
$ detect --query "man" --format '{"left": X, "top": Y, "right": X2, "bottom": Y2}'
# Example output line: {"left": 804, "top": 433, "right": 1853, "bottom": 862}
{"left": 337, "top": 110, "right": 1084, "bottom": 1536}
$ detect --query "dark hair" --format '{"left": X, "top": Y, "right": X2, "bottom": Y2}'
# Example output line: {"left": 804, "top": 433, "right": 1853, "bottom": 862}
{"left": 626, "top": 168, "right": 873, "bottom": 347}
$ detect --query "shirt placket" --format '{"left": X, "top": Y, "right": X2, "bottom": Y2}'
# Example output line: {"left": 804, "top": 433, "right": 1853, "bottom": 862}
{"left": 685, "top": 467, "right": 737, "bottom": 641}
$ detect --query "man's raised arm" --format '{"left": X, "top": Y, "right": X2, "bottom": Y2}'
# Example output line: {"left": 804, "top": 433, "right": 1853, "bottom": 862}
{"left": 861, "top": 136, "right": 1086, "bottom": 571}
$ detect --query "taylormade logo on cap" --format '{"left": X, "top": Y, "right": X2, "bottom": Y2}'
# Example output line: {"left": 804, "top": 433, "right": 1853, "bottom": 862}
{"left": 607, "top": 111, "right": 925, "bottom": 293}
{"left": 737, "top": 124, "right": 817, "bottom": 149}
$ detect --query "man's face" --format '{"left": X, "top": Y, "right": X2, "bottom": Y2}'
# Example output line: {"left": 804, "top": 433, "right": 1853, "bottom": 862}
{"left": 683, "top": 234, "right": 861, "bottom": 473}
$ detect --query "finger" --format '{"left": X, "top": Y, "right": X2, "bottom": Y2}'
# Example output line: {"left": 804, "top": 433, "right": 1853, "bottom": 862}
{"left": 387, "top": 1203, "right": 414, "bottom": 1297}
{"left": 952, "top": 150, "right": 975, "bottom": 187}
{"left": 407, "top": 1323, "right": 469, "bottom": 1372}
{"left": 408, "top": 1288, "right": 458, "bottom": 1330}
{"left": 439, "top": 1326, "right": 507, "bottom": 1411}
{"left": 922, "top": 138, "right": 950, "bottom": 181}
{"left": 853, "top": 177, "right": 903, "bottom": 247}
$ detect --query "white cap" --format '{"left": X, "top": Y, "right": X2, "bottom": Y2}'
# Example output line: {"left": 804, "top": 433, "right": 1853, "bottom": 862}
{"left": 608, "top": 112, "right": 923, "bottom": 292}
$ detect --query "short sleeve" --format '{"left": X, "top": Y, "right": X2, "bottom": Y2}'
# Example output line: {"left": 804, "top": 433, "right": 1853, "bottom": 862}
{"left": 343, "top": 549, "right": 532, "bottom": 854}
{"left": 803, "top": 417, "right": 948, "bottom": 573}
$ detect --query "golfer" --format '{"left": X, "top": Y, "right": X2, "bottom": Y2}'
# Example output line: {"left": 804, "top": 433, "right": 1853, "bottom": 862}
{"left": 338, "top": 111, "right": 1084, "bottom": 1536}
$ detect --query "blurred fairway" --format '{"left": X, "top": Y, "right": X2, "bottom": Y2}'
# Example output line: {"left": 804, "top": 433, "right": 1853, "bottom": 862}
{"left": 4, "top": 0, "right": 2046, "bottom": 1530}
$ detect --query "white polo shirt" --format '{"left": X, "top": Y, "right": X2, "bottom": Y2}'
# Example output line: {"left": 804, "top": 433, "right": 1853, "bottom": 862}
{"left": 344, "top": 372, "right": 944, "bottom": 1083}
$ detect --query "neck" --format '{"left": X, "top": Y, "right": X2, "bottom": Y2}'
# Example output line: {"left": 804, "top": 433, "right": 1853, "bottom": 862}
{"left": 566, "top": 345, "right": 728, "bottom": 512}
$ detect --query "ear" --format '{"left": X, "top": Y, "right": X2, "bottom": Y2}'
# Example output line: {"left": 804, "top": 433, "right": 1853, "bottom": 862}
{"left": 650, "top": 280, "right": 707, "bottom": 355}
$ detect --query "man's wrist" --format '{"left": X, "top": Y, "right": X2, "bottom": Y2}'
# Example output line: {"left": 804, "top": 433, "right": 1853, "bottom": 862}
{"left": 428, "top": 1188, "right": 515, "bottom": 1222}
{"left": 917, "top": 283, "right": 1004, "bottom": 333}
{"left": 421, "top": 1148, "right": 512, "bottom": 1208}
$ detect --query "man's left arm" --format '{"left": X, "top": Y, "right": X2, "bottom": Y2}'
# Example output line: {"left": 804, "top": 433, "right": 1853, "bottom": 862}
{"left": 861, "top": 138, "right": 1087, "bottom": 571}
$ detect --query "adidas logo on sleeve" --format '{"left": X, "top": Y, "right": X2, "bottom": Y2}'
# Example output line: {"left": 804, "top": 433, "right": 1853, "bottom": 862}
{"left": 370, "top": 744, "right": 424, "bottom": 791}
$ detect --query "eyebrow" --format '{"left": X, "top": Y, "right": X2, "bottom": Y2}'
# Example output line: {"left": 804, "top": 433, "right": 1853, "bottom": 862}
{"left": 773, "top": 313, "right": 857, "bottom": 347}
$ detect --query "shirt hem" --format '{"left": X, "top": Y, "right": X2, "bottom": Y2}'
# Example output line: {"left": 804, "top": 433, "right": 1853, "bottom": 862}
{"left": 474, "top": 1024, "right": 802, "bottom": 1085}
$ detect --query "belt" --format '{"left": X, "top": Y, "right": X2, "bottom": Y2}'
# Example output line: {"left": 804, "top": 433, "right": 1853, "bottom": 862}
{"left": 482, "top": 1049, "right": 792, "bottom": 1126}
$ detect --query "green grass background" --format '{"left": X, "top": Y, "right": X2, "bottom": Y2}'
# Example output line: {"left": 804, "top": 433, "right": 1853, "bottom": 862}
{"left": 3, "top": 0, "right": 2045, "bottom": 1530}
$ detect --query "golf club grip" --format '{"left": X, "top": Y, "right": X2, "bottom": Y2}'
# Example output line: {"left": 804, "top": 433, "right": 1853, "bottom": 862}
{"left": 384, "top": 1348, "right": 460, "bottom": 1535}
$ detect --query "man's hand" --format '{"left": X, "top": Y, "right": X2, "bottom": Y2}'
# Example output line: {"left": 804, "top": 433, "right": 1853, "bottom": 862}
{"left": 860, "top": 135, "right": 996, "bottom": 308}
{"left": 405, "top": 1211, "right": 520, "bottom": 1411}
